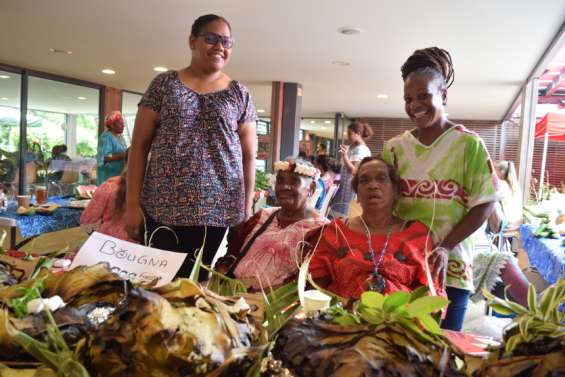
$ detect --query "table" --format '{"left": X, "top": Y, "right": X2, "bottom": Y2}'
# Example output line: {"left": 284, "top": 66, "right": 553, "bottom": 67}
{"left": 520, "top": 224, "right": 565, "bottom": 285}
{"left": 1, "top": 196, "right": 83, "bottom": 239}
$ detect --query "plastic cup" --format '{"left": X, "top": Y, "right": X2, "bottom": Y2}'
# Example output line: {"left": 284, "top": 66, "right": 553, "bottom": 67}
{"left": 35, "top": 186, "right": 47, "bottom": 204}
{"left": 17, "top": 195, "right": 31, "bottom": 208}
{"left": 303, "top": 290, "right": 331, "bottom": 313}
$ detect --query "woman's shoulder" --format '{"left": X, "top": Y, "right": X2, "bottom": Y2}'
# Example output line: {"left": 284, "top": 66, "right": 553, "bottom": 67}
{"left": 154, "top": 70, "right": 177, "bottom": 84}
{"left": 450, "top": 124, "right": 484, "bottom": 144}
{"left": 230, "top": 79, "right": 249, "bottom": 93}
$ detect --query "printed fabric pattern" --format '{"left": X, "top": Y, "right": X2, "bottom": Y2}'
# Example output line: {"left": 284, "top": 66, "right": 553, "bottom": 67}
{"left": 382, "top": 125, "right": 502, "bottom": 291}
{"left": 139, "top": 71, "right": 257, "bottom": 227}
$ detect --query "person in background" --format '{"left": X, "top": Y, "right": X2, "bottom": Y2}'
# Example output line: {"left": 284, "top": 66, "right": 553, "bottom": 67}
{"left": 47, "top": 144, "right": 71, "bottom": 182}
{"left": 314, "top": 155, "right": 335, "bottom": 191}
{"left": 81, "top": 150, "right": 134, "bottom": 242}
{"left": 215, "top": 158, "right": 329, "bottom": 290}
{"left": 309, "top": 157, "right": 445, "bottom": 300}
{"left": 383, "top": 47, "right": 501, "bottom": 331}
{"left": 316, "top": 143, "right": 328, "bottom": 156}
{"left": 494, "top": 160, "right": 523, "bottom": 232}
{"left": 329, "top": 121, "right": 373, "bottom": 218}
{"left": 97, "top": 111, "right": 127, "bottom": 185}
{"left": 126, "top": 14, "right": 257, "bottom": 281}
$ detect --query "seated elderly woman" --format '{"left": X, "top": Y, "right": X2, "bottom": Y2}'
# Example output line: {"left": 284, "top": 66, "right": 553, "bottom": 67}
{"left": 308, "top": 156, "right": 445, "bottom": 299}
{"left": 215, "top": 158, "right": 329, "bottom": 290}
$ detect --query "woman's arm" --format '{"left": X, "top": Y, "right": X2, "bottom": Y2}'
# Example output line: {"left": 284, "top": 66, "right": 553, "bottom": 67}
{"left": 104, "top": 151, "right": 127, "bottom": 163}
{"left": 439, "top": 201, "right": 495, "bottom": 250}
{"left": 487, "top": 201, "right": 506, "bottom": 234}
{"left": 339, "top": 145, "right": 358, "bottom": 174}
{"left": 125, "top": 107, "right": 158, "bottom": 240}
{"left": 238, "top": 121, "right": 257, "bottom": 220}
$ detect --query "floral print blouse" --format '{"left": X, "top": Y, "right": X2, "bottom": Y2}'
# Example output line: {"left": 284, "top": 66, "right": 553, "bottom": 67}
{"left": 138, "top": 71, "right": 257, "bottom": 227}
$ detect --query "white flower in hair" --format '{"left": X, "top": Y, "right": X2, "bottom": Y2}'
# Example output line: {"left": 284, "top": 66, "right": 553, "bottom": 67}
{"left": 273, "top": 161, "right": 290, "bottom": 172}
{"left": 294, "top": 162, "right": 321, "bottom": 180}
{"left": 273, "top": 160, "right": 320, "bottom": 180}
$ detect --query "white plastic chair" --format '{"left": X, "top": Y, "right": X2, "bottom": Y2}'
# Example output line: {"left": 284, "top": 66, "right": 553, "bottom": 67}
{"left": 319, "top": 184, "right": 339, "bottom": 217}
{"left": 308, "top": 187, "right": 323, "bottom": 209}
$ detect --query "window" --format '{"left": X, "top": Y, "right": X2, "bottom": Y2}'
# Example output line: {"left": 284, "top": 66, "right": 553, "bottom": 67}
{"left": 26, "top": 76, "right": 100, "bottom": 194}
{"left": 0, "top": 70, "right": 21, "bottom": 194}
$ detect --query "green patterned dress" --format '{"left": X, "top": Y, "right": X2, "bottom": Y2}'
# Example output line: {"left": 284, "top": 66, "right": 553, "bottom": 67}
{"left": 383, "top": 125, "right": 501, "bottom": 291}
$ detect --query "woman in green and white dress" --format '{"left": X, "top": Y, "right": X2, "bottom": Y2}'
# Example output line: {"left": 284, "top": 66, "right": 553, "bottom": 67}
{"left": 383, "top": 47, "right": 502, "bottom": 331}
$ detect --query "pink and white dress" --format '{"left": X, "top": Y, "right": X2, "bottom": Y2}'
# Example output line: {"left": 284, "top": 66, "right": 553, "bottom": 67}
{"left": 233, "top": 207, "right": 329, "bottom": 290}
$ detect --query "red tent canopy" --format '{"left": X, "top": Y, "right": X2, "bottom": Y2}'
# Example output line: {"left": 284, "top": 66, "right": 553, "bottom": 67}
{"left": 535, "top": 112, "right": 565, "bottom": 141}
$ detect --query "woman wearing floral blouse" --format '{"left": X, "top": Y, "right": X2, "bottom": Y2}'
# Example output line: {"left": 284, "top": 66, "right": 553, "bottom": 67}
{"left": 126, "top": 14, "right": 257, "bottom": 281}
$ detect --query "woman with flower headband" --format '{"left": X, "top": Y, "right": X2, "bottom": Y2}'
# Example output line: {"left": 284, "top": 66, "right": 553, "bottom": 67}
{"left": 215, "top": 158, "right": 329, "bottom": 290}
{"left": 96, "top": 111, "right": 127, "bottom": 185}
{"left": 308, "top": 157, "right": 445, "bottom": 300}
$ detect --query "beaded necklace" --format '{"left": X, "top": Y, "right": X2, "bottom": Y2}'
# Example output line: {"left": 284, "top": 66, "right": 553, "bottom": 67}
{"left": 359, "top": 216, "right": 392, "bottom": 293}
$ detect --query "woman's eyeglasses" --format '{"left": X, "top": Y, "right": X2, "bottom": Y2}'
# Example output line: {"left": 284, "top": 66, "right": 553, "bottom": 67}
{"left": 197, "top": 32, "right": 234, "bottom": 49}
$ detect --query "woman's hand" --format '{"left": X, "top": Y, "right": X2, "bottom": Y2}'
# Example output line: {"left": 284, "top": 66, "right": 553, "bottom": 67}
{"left": 339, "top": 144, "right": 349, "bottom": 157}
{"left": 126, "top": 205, "right": 145, "bottom": 241}
{"left": 429, "top": 246, "right": 449, "bottom": 288}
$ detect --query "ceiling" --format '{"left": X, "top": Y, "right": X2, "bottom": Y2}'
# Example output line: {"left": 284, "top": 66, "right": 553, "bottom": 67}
{"left": 1, "top": 0, "right": 564, "bottom": 120}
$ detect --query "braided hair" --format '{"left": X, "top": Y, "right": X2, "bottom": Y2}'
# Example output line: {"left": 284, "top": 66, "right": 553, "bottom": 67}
{"left": 401, "top": 47, "right": 454, "bottom": 89}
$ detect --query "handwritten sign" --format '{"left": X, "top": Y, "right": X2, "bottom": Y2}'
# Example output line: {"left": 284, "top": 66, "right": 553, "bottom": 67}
{"left": 70, "top": 232, "right": 187, "bottom": 286}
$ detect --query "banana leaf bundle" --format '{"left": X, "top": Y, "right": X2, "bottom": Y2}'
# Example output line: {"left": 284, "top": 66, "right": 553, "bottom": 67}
{"left": 0, "top": 261, "right": 22, "bottom": 286}
{"left": 83, "top": 279, "right": 260, "bottom": 377}
{"left": 0, "top": 263, "right": 261, "bottom": 377}
{"left": 0, "top": 263, "right": 128, "bottom": 364}
{"left": 267, "top": 289, "right": 466, "bottom": 377}
{"left": 476, "top": 280, "right": 565, "bottom": 377}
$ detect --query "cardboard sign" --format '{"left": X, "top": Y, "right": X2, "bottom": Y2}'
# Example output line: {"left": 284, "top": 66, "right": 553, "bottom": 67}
{"left": 70, "top": 232, "right": 187, "bottom": 286}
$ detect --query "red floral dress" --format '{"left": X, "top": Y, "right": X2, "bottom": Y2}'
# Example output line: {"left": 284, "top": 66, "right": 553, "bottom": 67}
{"left": 308, "top": 219, "right": 445, "bottom": 299}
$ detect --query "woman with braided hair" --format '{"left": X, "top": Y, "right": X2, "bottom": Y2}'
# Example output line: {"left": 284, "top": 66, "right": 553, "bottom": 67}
{"left": 383, "top": 47, "right": 502, "bottom": 330}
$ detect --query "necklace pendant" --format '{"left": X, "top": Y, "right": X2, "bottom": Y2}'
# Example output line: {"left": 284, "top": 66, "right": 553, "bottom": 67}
{"left": 371, "top": 272, "right": 386, "bottom": 293}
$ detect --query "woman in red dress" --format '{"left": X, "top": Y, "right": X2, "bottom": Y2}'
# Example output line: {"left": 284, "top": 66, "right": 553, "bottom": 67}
{"left": 308, "top": 157, "right": 445, "bottom": 299}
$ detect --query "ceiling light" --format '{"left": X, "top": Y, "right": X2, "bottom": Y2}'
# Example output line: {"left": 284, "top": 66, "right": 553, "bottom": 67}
{"left": 153, "top": 66, "right": 168, "bottom": 72}
{"left": 0, "top": 75, "right": 10, "bottom": 79}
{"left": 310, "top": 120, "right": 316, "bottom": 124}
{"left": 257, "top": 109, "right": 265, "bottom": 113}
{"left": 337, "top": 26, "right": 364, "bottom": 35}
{"left": 77, "top": 96, "right": 87, "bottom": 100}
{"left": 324, "top": 120, "right": 332, "bottom": 124}
{"left": 377, "top": 94, "right": 389, "bottom": 99}
{"left": 0, "top": 97, "right": 8, "bottom": 100}
{"left": 331, "top": 60, "right": 350, "bottom": 66}
{"left": 49, "top": 48, "right": 72, "bottom": 55}
{"left": 102, "top": 69, "right": 116, "bottom": 75}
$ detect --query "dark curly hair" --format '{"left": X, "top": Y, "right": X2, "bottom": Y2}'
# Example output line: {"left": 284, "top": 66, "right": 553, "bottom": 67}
{"left": 401, "top": 47, "right": 454, "bottom": 90}
{"left": 348, "top": 121, "right": 374, "bottom": 140}
{"left": 191, "top": 14, "right": 231, "bottom": 36}
{"left": 351, "top": 156, "right": 400, "bottom": 197}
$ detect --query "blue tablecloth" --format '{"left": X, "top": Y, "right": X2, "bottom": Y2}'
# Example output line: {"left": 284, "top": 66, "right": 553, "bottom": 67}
{"left": 520, "top": 224, "right": 565, "bottom": 285}
{"left": 1, "top": 196, "right": 83, "bottom": 238}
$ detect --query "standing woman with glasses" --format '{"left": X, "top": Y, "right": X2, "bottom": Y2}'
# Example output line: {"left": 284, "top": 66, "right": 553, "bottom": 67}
{"left": 126, "top": 14, "right": 257, "bottom": 281}
{"left": 383, "top": 47, "right": 501, "bottom": 331}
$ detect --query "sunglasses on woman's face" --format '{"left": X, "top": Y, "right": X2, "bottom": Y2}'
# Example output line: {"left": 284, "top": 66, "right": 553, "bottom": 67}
{"left": 198, "top": 32, "right": 234, "bottom": 49}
